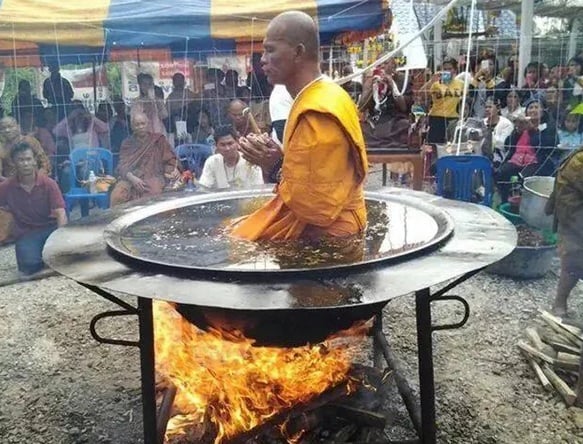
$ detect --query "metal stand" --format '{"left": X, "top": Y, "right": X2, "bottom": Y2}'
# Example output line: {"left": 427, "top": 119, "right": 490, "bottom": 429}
{"left": 81, "top": 284, "right": 158, "bottom": 444}
{"left": 372, "top": 270, "right": 477, "bottom": 444}
{"left": 82, "top": 268, "right": 479, "bottom": 444}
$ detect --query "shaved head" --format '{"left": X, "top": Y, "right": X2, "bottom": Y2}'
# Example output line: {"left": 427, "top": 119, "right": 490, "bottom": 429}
{"left": 267, "top": 11, "right": 320, "bottom": 62}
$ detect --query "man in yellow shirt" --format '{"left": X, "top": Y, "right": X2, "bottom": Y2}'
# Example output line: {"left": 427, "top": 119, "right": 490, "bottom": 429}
{"left": 420, "top": 58, "right": 465, "bottom": 144}
{"left": 231, "top": 11, "right": 368, "bottom": 241}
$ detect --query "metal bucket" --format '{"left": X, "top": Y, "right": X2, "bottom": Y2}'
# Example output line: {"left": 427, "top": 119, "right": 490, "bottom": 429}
{"left": 487, "top": 244, "right": 556, "bottom": 279}
{"left": 520, "top": 176, "right": 555, "bottom": 231}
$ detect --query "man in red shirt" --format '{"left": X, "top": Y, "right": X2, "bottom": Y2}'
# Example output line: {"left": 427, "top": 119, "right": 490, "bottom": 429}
{"left": 0, "top": 140, "right": 67, "bottom": 275}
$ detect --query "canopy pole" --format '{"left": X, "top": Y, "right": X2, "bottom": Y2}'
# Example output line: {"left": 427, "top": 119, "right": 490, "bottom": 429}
{"left": 92, "top": 60, "right": 97, "bottom": 112}
{"left": 517, "top": 0, "right": 534, "bottom": 88}
{"left": 434, "top": 18, "right": 443, "bottom": 71}
{"left": 568, "top": 18, "right": 581, "bottom": 60}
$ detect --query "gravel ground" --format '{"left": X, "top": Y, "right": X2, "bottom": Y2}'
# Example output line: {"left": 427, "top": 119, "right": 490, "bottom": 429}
{"left": 1, "top": 168, "right": 583, "bottom": 443}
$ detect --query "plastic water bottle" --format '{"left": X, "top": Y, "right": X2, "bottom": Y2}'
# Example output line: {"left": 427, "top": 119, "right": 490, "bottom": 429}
{"left": 88, "top": 170, "right": 97, "bottom": 194}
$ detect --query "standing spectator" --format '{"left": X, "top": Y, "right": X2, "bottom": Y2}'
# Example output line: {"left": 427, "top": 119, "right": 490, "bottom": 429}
{"left": 131, "top": 73, "right": 168, "bottom": 136}
{"left": 0, "top": 140, "right": 66, "bottom": 275}
{"left": 420, "top": 57, "right": 465, "bottom": 144}
{"left": 224, "top": 70, "right": 251, "bottom": 100}
{"left": 110, "top": 98, "right": 131, "bottom": 155}
{"left": 42, "top": 63, "right": 74, "bottom": 122}
{"left": 469, "top": 56, "right": 497, "bottom": 118}
{"left": 11, "top": 80, "right": 43, "bottom": 127}
{"left": 166, "top": 72, "right": 196, "bottom": 138}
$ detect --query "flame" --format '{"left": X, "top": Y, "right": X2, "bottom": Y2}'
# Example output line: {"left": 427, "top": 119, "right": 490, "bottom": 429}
{"left": 153, "top": 301, "right": 370, "bottom": 443}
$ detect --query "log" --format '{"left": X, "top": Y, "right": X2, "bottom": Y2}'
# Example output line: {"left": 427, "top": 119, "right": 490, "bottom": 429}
{"left": 329, "top": 404, "right": 387, "bottom": 429}
{"left": 576, "top": 351, "right": 583, "bottom": 407}
{"left": 157, "top": 384, "right": 177, "bottom": 444}
{"left": 539, "top": 310, "right": 583, "bottom": 346}
{"left": 541, "top": 363, "right": 577, "bottom": 406}
{"left": 541, "top": 310, "right": 583, "bottom": 337}
{"left": 555, "top": 353, "right": 581, "bottom": 371}
{"left": 546, "top": 340, "right": 581, "bottom": 356}
{"left": 517, "top": 341, "right": 555, "bottom": 365}
{"left": 331, "top": 424, "right": 358, "bottom": 443}
{"left": 528, "top": 358, "right": 553, "bottom": 391}
{"left": 525, "top": 327, "right": 556, "bottom": 358}
{"left": 225, "top": 381, "right": 350, "bottom": 444}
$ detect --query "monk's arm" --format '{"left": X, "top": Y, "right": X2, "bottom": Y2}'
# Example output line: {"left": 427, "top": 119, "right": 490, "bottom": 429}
{"left": 280, "top": 112, "right": 362, "bottom": 227}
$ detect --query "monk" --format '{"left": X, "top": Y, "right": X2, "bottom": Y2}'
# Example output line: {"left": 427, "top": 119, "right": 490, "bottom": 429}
{"left": 231, "top": 11, "right": 367, "bottom": 241}
{"left": 110, "top": 113, "right": 180, "bottom": 206}
{"left": 226, "top": 99, "right": 255, "bottom": 137}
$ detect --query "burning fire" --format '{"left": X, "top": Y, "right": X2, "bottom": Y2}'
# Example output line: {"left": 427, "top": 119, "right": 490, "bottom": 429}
{"left": 153, "top": 301, "right": 370, "bottom": 443}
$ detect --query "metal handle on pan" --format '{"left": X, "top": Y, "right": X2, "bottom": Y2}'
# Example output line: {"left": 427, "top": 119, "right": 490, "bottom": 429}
{"left": 430, "top": 294, "right": 470, "bottom": 331}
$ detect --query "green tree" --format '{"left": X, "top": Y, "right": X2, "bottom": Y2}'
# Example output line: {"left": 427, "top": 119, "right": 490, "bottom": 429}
{"left": 1, "top": 67, "right": 39, "bottom": 115}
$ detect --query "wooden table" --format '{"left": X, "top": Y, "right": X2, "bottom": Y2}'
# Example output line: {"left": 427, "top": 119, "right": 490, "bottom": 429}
{"left": 366, "top": 148, "right": 424, "bottom": 190}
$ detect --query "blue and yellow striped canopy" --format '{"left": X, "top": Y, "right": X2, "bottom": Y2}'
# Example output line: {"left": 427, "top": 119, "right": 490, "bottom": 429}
{"left": 0, "top": 0, "right": 389, "bottom": 65}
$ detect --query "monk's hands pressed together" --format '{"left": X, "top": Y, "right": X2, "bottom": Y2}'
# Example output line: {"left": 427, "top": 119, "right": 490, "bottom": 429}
{"left": 238, "top": 133, "right": 283, "bottom": 173}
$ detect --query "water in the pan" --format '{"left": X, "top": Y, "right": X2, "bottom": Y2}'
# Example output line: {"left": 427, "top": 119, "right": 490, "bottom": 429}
{"left": 118, "top": 197, "right": 440, "bottom": 270}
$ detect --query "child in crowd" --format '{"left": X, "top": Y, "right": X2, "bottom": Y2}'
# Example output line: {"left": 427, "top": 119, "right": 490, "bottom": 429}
{"left": 198, "top": 125, "right": 263, "bottom": 190}
{"left": 558, "top": 113, "right": 583, "bottom": 157}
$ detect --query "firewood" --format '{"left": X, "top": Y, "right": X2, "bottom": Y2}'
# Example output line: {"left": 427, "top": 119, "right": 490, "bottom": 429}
{"left": 541, "top": 364, "right": 577, "bottom": 406}
{"left": 575, "top": 352, "right": 583, "bottom": 407}
{"left": 539, "top": 310, "right": 583, "bottom": 346}
{"left": 554, "top": 353, "right": 581, "bottom": 371}
{"left": 541, "top": 310, "right": 583, "bottom": 337}
{"left": 525, "top": 327, "right": 557, "bottom": 358}
{"left": 546, "top": 340, "right": 581, "bottom": 356}
{"left": 332, "top": 424, "right": 358, "bottom": 443}
{"left": 527, "top": 358, "right": 553, "bottom": 391}
{"left": 330, "top": 404, "right": 387, "bottom": 429}
{"left": 517, "top": 341, "right": 555, "bottom": 365}
{"left": 156, "top": 384, "right": 177, "bottom": 444}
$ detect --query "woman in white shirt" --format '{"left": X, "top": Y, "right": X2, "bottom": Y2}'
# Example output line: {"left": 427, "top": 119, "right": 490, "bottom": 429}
{"left": 501, "top": 90, "right": 525, "bottom": 122}
{"left": 484, "top": 97, "right": 514, "bottom": 166}
{"left": 198, "top": 125, "right": 263, "bottom": 190}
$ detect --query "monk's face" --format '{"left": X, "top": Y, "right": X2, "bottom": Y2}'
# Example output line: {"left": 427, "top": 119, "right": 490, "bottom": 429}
{"left": 261, "top": 24, "right": 297, "bottom": 85}
{"left": 215, "top": 134, "right": 240, "bottom": 164}
{"left": 131, "top": 114, "right": 149, "bottom": 138}
{"left": 228, "top": 102, "right": 248, "bottom": 128}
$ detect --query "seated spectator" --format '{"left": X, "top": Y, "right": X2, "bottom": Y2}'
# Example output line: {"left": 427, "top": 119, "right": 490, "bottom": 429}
{"left": 110, "top": 113, "right": 180, "bottom": 206}
{"left": 226, "top": 99, "right": 255, "bottom": 137}
{"left": 189, "top": 108, "right": 214, "bottom": 145}
{"left": 545, "top": 86, "right": 565, "bottom": 128}
{"left": 53, "top": 107, "right": 110, "bottom": 150}
{"left": 501, "top": 90, "right": 525, "bottom": 122}
{"left": 110, "top": 98, "right": 131, "bottom": 155}
{"left": 483, "top": 98, "right": 514, "bottom": 167}
{"left": 519, "top": 62, "right": 547, "bottom": 105}
{"left": 359, "top": 58, "right": 412, "bottom": 148}
{"left": 0, "top": 140, "right": 66, "bottom": 275}
{"left": 198, "top": 125, "right": 263, "bottom": 190}
{"left": 495, "top": 99, "right": 559, "bottom": 202}
{"left": 419, "top": 58, "right": 465, "bottom": 144}
{"left": 558, "top": 113, "right": 583, "bottom": 159}
{"left": 0, "top": 117, "right": 51, "bottom": 179}
{"left": 33, "top": 108, "right": 57, "bottom": 157}
{"left": 561, "top": 57, "right": 583, "bottom": 113}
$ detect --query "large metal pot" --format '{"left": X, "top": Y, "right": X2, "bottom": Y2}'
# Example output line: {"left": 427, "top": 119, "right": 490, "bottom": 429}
{"left": 520, "top": 176, "right": 555, "bottom": 231}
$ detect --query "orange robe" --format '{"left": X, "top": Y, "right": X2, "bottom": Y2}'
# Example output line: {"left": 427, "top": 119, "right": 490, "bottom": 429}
{"left": 231, "top": 78, "right": 368, "bottom": 241}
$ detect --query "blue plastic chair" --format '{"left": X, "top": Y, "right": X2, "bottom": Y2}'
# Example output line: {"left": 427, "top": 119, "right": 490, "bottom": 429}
{"left": 435, "top": 155, "right": 494, "bottom": 206}
{"left": 64, "top": 148, "right": 113, "bottom": 217}
{"left": 174, "top": 144, "right": 213, "bottom": 179}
